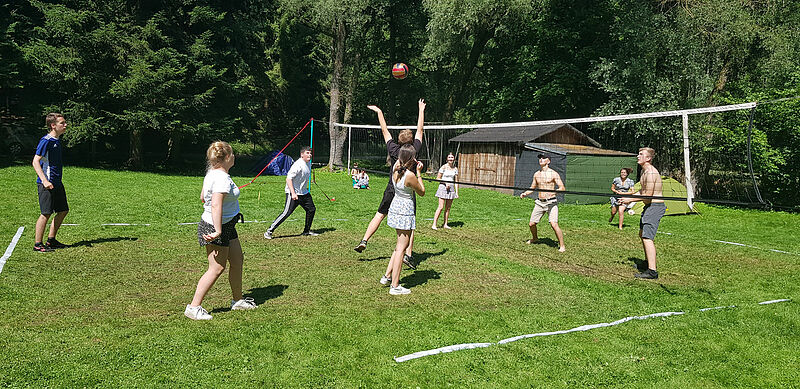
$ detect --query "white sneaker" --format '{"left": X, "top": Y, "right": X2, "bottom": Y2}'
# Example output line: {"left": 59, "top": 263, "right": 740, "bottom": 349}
{"left": 231, "top": 297, "right": 257, "bottom": 310}
{"left": 380, "top": 276, "right": 391, "bottom": 286}
{"left": 184, "top": 304, "right": 212, "bottom": 320}
{"left": 389, "top": 286, "right": 411, "bottom": 295}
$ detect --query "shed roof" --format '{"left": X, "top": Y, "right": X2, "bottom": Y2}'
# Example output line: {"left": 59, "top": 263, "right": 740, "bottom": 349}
{"left": 524, "top": 142, "right": 637, "bottom": 156}
{"left": 448, "top": 124, "right": 601, "bottom": 147}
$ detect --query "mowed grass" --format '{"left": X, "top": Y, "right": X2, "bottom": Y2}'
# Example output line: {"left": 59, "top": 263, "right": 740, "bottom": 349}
{"left": 0, "top": 165, "right": 798, "bottom": 387}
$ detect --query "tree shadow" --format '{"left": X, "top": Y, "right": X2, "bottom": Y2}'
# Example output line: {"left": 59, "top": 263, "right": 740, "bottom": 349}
{"left": 211, "top": 284, "right": 288, "bottom": 313}
{"left": 400, "top": 269, "right": 441, "bottom": 288}
{"left": 526, "top": 237, "right": 559, "bottom": 248}
{"left": 69, "top": 236, "right": 138, "bottom": 248}
{"left": 411, "top": 248, "right": 448, "bottom": 266}
{"left": 627, "top": 256, "right": 648, "bottom": 272}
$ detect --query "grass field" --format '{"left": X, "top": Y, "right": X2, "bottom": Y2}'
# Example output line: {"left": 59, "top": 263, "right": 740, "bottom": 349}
{"left": 0, "top": 165, "right": 798, "bottom": 387}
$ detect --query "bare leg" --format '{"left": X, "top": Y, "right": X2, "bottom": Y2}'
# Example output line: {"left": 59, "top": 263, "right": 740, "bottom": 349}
{"left": 641, "top": 235, "right": 657, "bottom": 270}
{"left": 227, "top": 239, "right": 244, "bottom": 301}
{"left": 443, "top": 199, "right": 453, "bottom": 228}
{"left": 406, "top": 230, "right": 414, "bottom": 257}
{"left": 609, "top": 205, "right": 617, "bottom": 223}
{"left": 35, "top": 214, "right": 51, "bottom": 243}
{"left": 190, "top": 245, "right": 229, "bottom": 307}
{"left": 361, "top": 212, "right": 386, "bottom": 242}
{"left": 48, "top": 210, "right": 68, "bottom": 239}
{"left": 618, "top": 205, "right": 626, "bottom": 230}
{"left": 528, "top": 222, "right": 538, "bottom": 243}
{"left": 432, "top": 198, "right": 445, "bottom": 229}
{"left": 551, "top": 222, "right": 565, "bottom": 252}
{"left": 390, "top": 230, "right": 412, "bottom": 288}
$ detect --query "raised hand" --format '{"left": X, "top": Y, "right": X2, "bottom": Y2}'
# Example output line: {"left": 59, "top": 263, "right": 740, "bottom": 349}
{"left": 418, "top": 99, "right": 426, "bottom": 111}
{"left": 367, "top": 105, "right": 382, "bottom": 113}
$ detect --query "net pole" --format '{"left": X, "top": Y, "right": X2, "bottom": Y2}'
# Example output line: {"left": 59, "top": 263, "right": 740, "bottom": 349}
{"left": 682, "top": 114, "right": 694, "bottom": 210}
{"left": 309, "top": 118, "right": 314, "bottom": 190}
{"left": 347, "top": 126, "right": 352, "bottom": 173}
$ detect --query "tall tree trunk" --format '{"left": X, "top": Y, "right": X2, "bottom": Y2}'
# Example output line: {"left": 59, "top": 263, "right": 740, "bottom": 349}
{"left": 128, "top": 127, "right": 143, "bottom": 169}
{"left": 327, "top": 19, "right": 347, "bottom": 169}
{"left": 442, "top": 27, "right": 495, "bottom": 123}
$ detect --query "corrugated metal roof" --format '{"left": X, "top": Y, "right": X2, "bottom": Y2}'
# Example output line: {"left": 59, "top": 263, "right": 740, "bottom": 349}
{"left": 448, "top": 124, "right": 565, "bottom": 143}
{"left": 524, "top": 142, "right": 636, "bottom": 156}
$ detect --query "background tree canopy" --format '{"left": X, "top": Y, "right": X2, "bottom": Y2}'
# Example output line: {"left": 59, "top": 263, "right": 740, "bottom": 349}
{"left": 1, "top": 0, "right": 798, "bottom": 206}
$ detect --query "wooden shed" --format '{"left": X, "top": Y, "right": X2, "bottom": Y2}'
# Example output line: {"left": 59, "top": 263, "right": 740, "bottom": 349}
{"left": 449, "top": 124, "right": 637, "bottom": 204}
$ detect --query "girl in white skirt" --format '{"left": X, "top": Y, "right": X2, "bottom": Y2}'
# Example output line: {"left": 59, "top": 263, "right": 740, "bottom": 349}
{"left": 381, "top": 144, "right": 425, "bottom": 295}
{"left": 432, "top": 152, "right": 458, "bottom": 229}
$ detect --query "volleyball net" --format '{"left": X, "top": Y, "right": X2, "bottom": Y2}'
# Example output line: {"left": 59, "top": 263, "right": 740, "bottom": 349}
{"left": 332, "top": 101, "right": 784, "bottom": 209}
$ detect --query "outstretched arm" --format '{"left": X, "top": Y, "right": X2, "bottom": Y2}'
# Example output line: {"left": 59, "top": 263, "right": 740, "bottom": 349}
{"left": 367, "top": 105, "right": 391, "bottom": 143}
{"left": 415, "top": 99, "right": 425, "bottom": 141}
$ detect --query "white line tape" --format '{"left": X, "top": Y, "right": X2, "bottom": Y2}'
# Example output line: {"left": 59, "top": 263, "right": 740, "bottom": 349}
{"left": 0, "top": 227, "right": 25, "bottom": 275}
{"left": 394, "top": 299, "right": 790, "bottom": 363}
{"left": 101, "top": 223, "right": 151, "bottom": 226}
{"left": 713, "top": 240, "right": 798, "bottom": 256}
{"left": 394, "top": 343, "right": 494, "bottom": 363}
{"left": 62, "top": 223, "right": 80, "bottom": 226}
{"left": 758, "top": 299, "right": 791, "bottom": 305}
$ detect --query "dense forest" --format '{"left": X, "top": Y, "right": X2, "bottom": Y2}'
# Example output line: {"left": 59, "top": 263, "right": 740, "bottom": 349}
{"left": 1, "top": 0, "right": 798, "bottom": 206}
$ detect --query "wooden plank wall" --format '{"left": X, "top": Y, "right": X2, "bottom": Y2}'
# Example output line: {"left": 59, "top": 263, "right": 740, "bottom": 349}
{"left": 457, "top": 143, "right": 517, "bottom": 195}
{"left": 537, "top": 127, "right": 588, "bottom": 145}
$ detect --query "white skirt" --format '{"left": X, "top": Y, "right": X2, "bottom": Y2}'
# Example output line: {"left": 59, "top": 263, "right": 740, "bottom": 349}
{"left": 435, "top": 183, "right": 458, "bottom": 200}
{"left": 387, "top": 198, "right": 416, "bottom": 230}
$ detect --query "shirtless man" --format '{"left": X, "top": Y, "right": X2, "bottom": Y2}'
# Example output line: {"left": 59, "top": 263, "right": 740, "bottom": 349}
{"left": 520, "top": 153, "right": 566, "bottom": 252}
{"left": 621, "top": 147, "right": 664, "bottom": 279}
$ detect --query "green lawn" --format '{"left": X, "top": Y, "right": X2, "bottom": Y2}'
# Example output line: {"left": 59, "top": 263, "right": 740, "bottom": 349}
{"left": 0, "top": 165, "right": 797, "bottom": 387}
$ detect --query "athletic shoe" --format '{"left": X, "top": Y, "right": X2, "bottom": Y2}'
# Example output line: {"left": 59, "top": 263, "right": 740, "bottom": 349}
{"left": 33, "top": 243, "right": 54, "bottom": 253}
{"left": 389, "top": 286, "right": 411, "bottom": 295}
{"left": 628, "top": 209, "right": 636, "bottom": 215}
{"left": 354, "top": 240, "right": 367, "bottom": 253}
{"left": 184, "top": 304, "right": 212, "bottom": 320}
{"left": 301, "top": 231, "right": 319, "bottom": 236}
{"left": 46, "top": 238, "right": 68, "bottom": 249}
{"left": 634, "top": 269, "right": 659, "bottom": 279}
{"left": 380, "top": 276, "right": 391, "bottom": 286}
{"left": 231, "top": 297, "right": 257, "bottom": 310}
{"left": 263, "top": 231, "right": 273, "bottom": 240}
{"left": 403, "top": 254, "right": 417, "bottom": 270}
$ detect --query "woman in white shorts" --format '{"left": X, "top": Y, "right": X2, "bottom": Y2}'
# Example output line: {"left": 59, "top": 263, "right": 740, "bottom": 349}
{"left": 432, "top": 152, "right": 458, "bottom": 230}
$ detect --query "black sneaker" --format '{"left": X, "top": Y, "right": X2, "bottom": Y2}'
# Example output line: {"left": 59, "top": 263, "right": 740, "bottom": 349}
{"left": 354, "top": 240, "right": 367, "bottom": 253}
{"left": 635, "top": 269, "right": 659, "bottom": 279}
{"left": 403, "top": 254, "right": 417, "bottom": 270}
{"left": 46, "top": 238, "right": 68, "bottom": 249}
{"left": 33, "top": 243, "right": 55, "bottom": 253}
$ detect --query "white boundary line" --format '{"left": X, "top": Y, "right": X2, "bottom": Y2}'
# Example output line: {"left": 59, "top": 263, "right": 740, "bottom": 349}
{"left": 712, "top": 240, "right": 797, "bottom": 255}
{"left": 394, "top": 299, "right": 790, "bottom": 363}
{"left": 0, "top": 227, "right": 25, "bottom": 275}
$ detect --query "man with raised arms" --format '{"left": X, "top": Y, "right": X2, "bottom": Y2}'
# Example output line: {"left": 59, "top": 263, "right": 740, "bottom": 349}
{"left": 520, "top": 153, "right": 566, "bottom": 252}
{"left": 621, "top": 147, "right": 664, "bottom": 279}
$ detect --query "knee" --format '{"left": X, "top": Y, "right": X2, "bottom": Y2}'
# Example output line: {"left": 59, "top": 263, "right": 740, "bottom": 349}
{"left": 209, "top": 263, "right": 226, "bottom": 276}
{"left": 308, "top": 205, "right": 316, "bottom": 214}
{"left": 529, "top": 222, "right": 537, "bottom": 228}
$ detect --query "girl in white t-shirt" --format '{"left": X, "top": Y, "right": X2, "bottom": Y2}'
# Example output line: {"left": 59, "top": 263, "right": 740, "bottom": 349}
{"left": 609, "top": 167, "right": 635, "bottom": 230}
{"left": 185, "top": 141, "right": 256, "bottom": 320}
{"left": 432, "top": 152, "right": 459, "bottom": 230}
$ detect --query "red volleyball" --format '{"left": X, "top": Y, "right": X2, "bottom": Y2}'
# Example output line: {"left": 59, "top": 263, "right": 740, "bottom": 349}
{"left": 392, "top": 63, "right": 409, "bottom": 79}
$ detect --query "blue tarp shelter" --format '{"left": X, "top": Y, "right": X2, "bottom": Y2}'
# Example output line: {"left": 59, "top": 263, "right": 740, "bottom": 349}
{"left": 251, "top": 151, "right": 294, "bottom": 176}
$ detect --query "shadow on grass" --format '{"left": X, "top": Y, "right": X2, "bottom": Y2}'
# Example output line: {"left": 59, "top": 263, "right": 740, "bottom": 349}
{"left": 411, "top": 248, "right": 447, "bottom": 266}
{"left": 69, "top": 236, "right": 139, "bottom": 248}
{"left": 526, "top": 237, "right": 559, "bottom": 249}
{"left": 211, "top": 284, "right": 289, "bottom": 313}
{"left": 400, "top": 269, "right": 442, "bottom": 288}
{"left": 359, "top": 255, "right": 390, "bottom": 262}
{"left": 627, "top": 256, "right": 648, "bottom": 272}
{"left": 271, "top": 227, "right": 336, "bottom": 239}
{"left": 446, "top": 221, "right": 464, "bottom": 228}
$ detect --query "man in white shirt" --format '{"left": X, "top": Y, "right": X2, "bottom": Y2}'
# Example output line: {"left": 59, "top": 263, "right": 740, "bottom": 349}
{"left": 264, "top": 146, "right": 317, "bottom": 239}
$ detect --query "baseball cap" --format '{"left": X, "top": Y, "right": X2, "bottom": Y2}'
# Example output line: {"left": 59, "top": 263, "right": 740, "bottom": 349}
{"left": 537, "top": 153, "right": 550, "bottom": 159}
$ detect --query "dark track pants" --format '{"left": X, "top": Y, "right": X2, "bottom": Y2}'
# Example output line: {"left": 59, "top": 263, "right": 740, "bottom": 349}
{"left": 268, "top": 193, "right": 315, "bottom": 233}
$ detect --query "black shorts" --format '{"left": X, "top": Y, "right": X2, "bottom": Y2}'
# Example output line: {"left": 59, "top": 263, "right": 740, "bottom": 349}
{"left": 197, "top": 213, "right": 243, "bottom": 247}
{"left": 38, "top": 183, "right": 69, "bottom": 215}
{"left": 377, "top": 184, "right": 416, "bottom": 215}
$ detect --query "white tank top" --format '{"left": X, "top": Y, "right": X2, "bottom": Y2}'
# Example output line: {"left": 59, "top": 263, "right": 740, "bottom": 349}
{"left": 393, "top": 171, "right": 414, "bottom": 200}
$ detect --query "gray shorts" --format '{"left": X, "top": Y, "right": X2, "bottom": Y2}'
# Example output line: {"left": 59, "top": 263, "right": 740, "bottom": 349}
{"left": 640, "top": 202, "right": 666, "bottom": 240}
